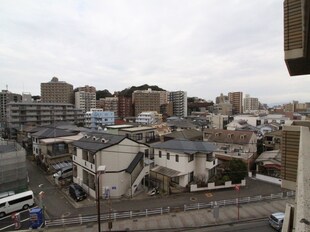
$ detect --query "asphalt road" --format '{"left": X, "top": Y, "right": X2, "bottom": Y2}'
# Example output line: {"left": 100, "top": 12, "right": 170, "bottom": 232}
{"left": 173, "top": 220, "right": 277, "bottom": 232}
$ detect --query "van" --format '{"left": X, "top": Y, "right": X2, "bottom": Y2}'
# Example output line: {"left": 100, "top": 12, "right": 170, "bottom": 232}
{"left": 53, "top": 166, "right": 72, "bottom": 179}
{"left": 0, "top": 190, "right": 34, "bottom": 218}
{"left": 69, "top": 183, "right": 87, "bottom": 201}
{"left": 269, "top": 212, "right": 285, "bottom": 231}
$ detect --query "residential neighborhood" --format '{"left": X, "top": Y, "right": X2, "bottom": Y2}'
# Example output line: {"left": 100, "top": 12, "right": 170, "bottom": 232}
{"left": 1, "top": 1, "right": 310, "bottom": 231}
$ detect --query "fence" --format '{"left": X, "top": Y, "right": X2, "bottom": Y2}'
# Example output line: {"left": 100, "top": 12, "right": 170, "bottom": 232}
{"left": 45, "top": 190, "right": 295, "bottom": 228}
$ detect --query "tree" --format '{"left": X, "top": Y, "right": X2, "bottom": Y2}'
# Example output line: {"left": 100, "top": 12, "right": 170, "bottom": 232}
{"left": 225, "top": 159, "right": 248, "bottom": 184}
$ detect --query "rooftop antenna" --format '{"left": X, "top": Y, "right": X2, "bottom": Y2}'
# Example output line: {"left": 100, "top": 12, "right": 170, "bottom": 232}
{"left": 6, "top": 85, "right": 8, "bottom": 91}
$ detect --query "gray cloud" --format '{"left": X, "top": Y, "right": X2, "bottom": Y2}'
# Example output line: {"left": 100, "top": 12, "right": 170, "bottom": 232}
{"left": 0, "top": 0, "right": 309, "bottom": 105}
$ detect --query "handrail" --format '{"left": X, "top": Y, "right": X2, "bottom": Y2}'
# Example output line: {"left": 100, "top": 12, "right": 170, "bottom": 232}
{"left": 45, "top": 190, "right": 295, "bottom": 228}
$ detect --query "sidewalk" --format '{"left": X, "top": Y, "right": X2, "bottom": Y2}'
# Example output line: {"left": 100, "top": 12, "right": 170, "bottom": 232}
{"left": 40, "top": 198, "right": 293, "bottom": 231}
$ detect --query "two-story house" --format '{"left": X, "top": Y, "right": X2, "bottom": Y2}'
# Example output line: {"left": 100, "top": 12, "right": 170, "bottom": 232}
{"left": 151, "top": 139, "right": 217, "bottom": 193}
{"left": 73, "top": 132, "right": 150, "bottom": 199}
{"left": 203, "top": 129, "right": 257, "bottom": 171}
{"left": 32, "top": 127, "right": 83, "bottom": 172}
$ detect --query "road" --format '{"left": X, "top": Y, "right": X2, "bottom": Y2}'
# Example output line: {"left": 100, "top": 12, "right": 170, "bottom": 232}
{"left": 183, "top": 220, "right": 277, "bottom": 232}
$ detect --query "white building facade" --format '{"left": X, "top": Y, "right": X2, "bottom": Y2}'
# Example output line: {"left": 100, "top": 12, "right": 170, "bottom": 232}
{"left": 84, "top": 109, "right": 114, "bottom": 129}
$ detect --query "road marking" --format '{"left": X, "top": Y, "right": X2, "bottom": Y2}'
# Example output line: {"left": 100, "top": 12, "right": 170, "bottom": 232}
{"left": 0, "top": 218, "right": 29, "bottom": 231}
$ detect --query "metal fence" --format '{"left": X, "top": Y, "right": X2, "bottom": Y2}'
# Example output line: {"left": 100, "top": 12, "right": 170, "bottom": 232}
{"left": 45, "top": 190, "right": 295, "bottom": 228}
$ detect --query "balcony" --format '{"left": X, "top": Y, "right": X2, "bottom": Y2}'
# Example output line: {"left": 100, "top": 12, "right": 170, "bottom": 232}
{"left": 206, "top": 158, "right": 218, "bottom": 169}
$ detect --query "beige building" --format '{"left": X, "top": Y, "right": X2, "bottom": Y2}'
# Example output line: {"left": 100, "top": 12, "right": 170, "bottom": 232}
{"left": 41, "top": 77, "right": 74, "bottom": 104}
{"left": 243, "top": 94, "right": 259, "bottom": 113}
{"left": 133, "top": 89, "right": 161, "bottom": 117}
{"left": 74, "top": 86, "right": 96, "bottom": 113}
{"left": 96, "top": 97, "right": 118, "bottom": 117}
{"left": 228, "top": 92, "right": 243, "bottom": 115}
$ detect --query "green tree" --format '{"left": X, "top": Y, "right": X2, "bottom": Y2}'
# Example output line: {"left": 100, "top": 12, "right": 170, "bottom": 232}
{"left": 226, "top": 159, "right": 248, "bottom": 184}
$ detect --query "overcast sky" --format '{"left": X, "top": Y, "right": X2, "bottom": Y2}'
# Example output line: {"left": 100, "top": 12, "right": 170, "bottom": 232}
{"left": 1, "top": 0, "right": 309, "bottom": 105}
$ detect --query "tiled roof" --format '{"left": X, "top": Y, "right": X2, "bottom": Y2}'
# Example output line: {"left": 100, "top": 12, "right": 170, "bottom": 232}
{"left": 73, "top": 132, "right": 126, "bottom": 154}
{"left": 204, "top": 129, "right": 255, "bottom": 144}
{"left": 164, "top": 129, "right": 202, "bottom": 140}
{"left": 32, "top": 127, "right": 78, "bottom": 139}
{"left": 151, "top": 139, "right": 216, "bottom": 154}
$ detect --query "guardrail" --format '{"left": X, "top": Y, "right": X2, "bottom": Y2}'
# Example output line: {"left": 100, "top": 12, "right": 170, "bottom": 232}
{"left": 45, "top": 190, "right": 295, "bottom": 228}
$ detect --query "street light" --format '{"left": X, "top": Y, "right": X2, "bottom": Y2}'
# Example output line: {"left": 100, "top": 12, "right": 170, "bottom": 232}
{"left": 96, "top": 165, "right": 106, "bottom": 232}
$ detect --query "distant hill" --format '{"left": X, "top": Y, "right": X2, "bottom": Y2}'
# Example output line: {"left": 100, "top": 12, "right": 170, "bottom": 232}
{"left": 119, "top": 84, "right": 166, "bottom": 97}
{"left": 96, "top": 89, "right": 113, "bottom": 100}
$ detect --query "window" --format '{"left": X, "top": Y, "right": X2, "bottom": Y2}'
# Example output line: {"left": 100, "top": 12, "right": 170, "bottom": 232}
{"left": 188, "top": 154, "right": 194, "bottom": 162}
{"left": 175, "top": 155, "right": 179, "bottom": 162}
{"left": 189, "top": 172, "right": 194, "bottom": 182}
{"left": 145, "top": 149, "right": 149, "bottom": 158}
{"left": 167, "top": 152, "right": 170, "bottom": 160}
{"left": 8, "top": 195, "right": 32, "bottom": 205}
{"left": 159, "top": 150, "right": 162, "bottom": 158}
{"left": 135, "top": 133, "right": 143, "bottom": 140}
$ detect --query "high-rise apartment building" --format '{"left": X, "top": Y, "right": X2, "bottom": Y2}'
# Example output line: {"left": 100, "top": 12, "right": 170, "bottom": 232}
{"left": 41, "top": 77, "right": 74, "bottom": 104}
{"left": 0, "top": 90, "right": 22, "bottom": 125}
{"left": 228, "top": 91, "right": 243, "bottom": 115}
{"left": 96, "top": 97, "right": 118, "bottom": 118}
{"left": 243, "top": 94, "right": 259, "bottom": 113}
{"left": 169, "top": 91, "right": 187, "bottom": 118}
{"left": 133, "top": 89, "right": 161, "bottom": 117}
{"left": 74, "top": 85, "right": 96, "bottom": 113}
{"left": 118, "top": 95, "right": 133, "bottom": 118}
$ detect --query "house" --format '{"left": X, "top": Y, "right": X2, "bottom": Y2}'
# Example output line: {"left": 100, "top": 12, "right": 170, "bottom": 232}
{"left": 163, "top": 129, "right": 203, "bottom": 141}
{"left": 203, "top": 129, "right": 257, "bottom": 171}
{"left": 151, "top": 139, "right": 218, "bottom": 193}
{"left": 255, "top": 150, "right": 281, "bottom": 178}
{"left": 263, "top": 130, "right": 282, "bottom": 151}
{"left": 73, "top": 132, "right": 150, "bottom": 199}
{"left": 118, "top": 126, "right": 157, "bottom": 144}
{"left": 31, "top": 127, "right": 83, "bottom": 172}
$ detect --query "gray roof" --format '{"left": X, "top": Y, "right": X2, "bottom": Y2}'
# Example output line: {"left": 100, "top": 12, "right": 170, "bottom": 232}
{"left": 73, "top": 132, "right": 126, "bottom": 154}
{"left": 164, "top": 129, "right": 202, "bottom": 140}
{"left": 32, "top": 127, "right": 78, "bottom": 139}
{"left": 151, "top": 165, "right": 182, "bottom": 177}
{"left": 151, "top": 139, "right": 217, "bottom": 154}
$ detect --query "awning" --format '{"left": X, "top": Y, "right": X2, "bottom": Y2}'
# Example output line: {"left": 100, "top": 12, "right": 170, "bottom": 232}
{"left": 151, "top": 166, "right": 184, "bottom": 178}
{"left": 51, "top": 161, "right": 72, "bottom": 171}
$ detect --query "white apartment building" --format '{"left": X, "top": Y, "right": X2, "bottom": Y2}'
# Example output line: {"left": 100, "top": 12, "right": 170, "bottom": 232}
{"left": 243, "top": 94, "right": 259, "bottom": 113}
{"left": 84, "top": 109, "right": 114, "bottom": 129}
{"left": 136, "top": 111, "right": 162, "bottom": 125}
{"left": 151, "top": 139, "right": 218, "bottom": 189}
{"left": 73, "top": 132, "right": 150, "bottom": 198}
{"left": 169, "top": 91, "right": 187, "bottom": 118}
{"left": 74, "top": 86, "right": 96, "bottom": 113}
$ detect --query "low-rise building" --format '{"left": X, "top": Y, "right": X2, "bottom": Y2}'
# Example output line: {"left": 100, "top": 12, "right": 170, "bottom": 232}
{"left": 151, "top": 139, "right": 218, "bottom": 193}
{"left": 73, "top": 132, "right": 150, "bottom": 198}
{"left": 203, "top": 129, "right": 257, "bottom": 171}
{"left": 136, "top": 111, "right": 162, "bottom": 125}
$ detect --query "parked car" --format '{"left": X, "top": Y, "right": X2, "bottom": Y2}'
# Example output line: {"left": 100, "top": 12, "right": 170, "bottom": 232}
{"left": 69, "top": 183, "right": 87, "bottom": 202}
{"left": 269, "top": 212, "right": 285, "bottom": 231}
{"left": 53, "top": 166, "right": 72, "bottom": 179}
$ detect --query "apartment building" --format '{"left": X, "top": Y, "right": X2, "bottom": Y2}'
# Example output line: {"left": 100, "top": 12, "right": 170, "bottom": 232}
{"left": 151, "top": 139, "right": 218, "bottom": 192}
{"left": 6, "top": 102, "right": 84, "bottom": 130}
{"left": 73, "top": 132, "right": 150, "bottom": 198}
{"left": 136, "top": 111, "right": 162, "bottom": 125}
{"left": 0, "top": 90, "right": 22, "bottom": 124}
{"left": 169, "top": 91, "right": 187, "bottom": 118}
{"left": 41, "top": 77, "right": 74, "bottom": 104}
{"left": 228, "top": 91, "right": 243, "bottom": 115}
{"left": 243, "top": 94, "right": 259, "bottom": 113}
{"left": 118, "top": 95, "right": 133, "bottom": 118}
{"left": 74, "top": 85, "right": 96, "bottom": 113}
{"left": 96, "top": 97, "right": 118, "bottom": 118}
{"left": 133, "top": 89, "right": 161, "bottom": 117}
{"left": 84, "top": 109, "right": 114, "bottom": 129}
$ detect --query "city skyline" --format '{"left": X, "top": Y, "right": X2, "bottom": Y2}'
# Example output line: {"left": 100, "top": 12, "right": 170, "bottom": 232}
{"left": 1, "top": 1, "right": 310, "bottom": 105}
